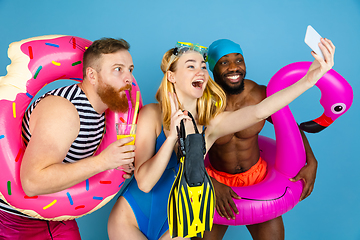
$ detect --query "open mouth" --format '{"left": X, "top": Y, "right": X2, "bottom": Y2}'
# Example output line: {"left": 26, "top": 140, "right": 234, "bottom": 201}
{"left": 192, "top": 80, "right": 204, "bottom": 89}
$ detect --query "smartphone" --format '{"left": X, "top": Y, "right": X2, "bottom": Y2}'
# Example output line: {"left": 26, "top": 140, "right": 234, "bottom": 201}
{"left": 304, "top": 25, "right": 324, "bottom": 59}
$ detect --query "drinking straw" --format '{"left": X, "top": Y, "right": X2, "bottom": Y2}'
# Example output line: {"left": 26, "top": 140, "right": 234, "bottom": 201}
{"left": 125, "top": 90, "right": 132, "bottom": 134}
{"left": 130, "top": 91, "right": 140, "bottom": 135}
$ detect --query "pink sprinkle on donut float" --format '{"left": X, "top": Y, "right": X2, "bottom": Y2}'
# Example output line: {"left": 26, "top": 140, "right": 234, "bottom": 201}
{"left": 0, "top": 35, "right": 142, "bottom": 221}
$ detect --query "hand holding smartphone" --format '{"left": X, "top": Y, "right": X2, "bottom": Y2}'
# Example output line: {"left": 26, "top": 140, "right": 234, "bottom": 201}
{"left": 304, "top": 25, "right": 324, "bottom": 59}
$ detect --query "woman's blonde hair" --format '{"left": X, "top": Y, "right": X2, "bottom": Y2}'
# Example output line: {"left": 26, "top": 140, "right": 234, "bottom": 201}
{"left": 155, "top": 48, "right": 226, "bottom": 130}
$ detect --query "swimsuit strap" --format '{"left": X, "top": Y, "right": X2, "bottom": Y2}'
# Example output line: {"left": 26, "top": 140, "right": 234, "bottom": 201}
{"left": 187, "top": 111, "right": 199, "bottom": 134}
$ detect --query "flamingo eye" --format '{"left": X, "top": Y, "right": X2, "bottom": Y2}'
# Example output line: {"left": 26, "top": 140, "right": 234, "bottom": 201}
{"left": 331, "top": 103, "right": 346, "bottom": 114}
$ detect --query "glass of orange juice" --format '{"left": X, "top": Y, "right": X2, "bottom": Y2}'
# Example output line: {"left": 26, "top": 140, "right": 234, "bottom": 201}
{"left": 116, "top": 123, "right": 136, "bottom": 145}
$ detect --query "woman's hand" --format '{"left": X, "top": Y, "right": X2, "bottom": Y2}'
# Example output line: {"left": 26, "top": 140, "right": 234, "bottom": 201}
{"left": 306, "top": 38, "right": 335, "bottom": 86}
{"left": 168, "top": 92, "right": 191, "bottom": 140}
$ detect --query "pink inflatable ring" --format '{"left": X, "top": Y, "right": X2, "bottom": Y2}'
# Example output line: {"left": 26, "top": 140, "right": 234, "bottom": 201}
{"left": 205, "top": 61, "right": 353, "bottom": 225}
{"left": 0, "top": 35, "right": 142, "bottom": 221}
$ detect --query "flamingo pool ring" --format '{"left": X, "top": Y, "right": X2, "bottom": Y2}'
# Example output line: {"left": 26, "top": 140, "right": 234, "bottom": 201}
{"left": 0, "top": 35, "right": 142, "bottom": 221}
{"left": 205, "top": 61, "right": 353, "bottom": 225}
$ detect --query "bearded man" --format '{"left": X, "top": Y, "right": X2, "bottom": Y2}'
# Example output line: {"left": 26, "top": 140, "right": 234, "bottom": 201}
{"left": 0, "top": 38, "right": 136, "bottom": 239}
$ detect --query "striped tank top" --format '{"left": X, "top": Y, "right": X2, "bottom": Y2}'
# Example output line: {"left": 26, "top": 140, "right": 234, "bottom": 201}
{"left": 0, "top": 84, "right": 106, "bottom": 217}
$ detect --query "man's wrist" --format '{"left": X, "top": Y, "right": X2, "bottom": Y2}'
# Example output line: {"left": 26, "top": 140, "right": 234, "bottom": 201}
{"left": 305, "top": 156, "right": 318, "bottom": 167}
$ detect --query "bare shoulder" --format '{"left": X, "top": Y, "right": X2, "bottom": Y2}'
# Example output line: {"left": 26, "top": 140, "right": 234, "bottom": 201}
{"left": 138, "top": 103, "right": 161, "bottom": 121}
{"left": 23, "top": 96, "right": 81, "bottom": 167}
{"left": 137, "top": 103, "right": 162, "bottom": 135}
{"left": 139, "top": 103, "right": 161, "bottom": 114}
{"left": 30, "top": 95, "right": 80, "bottom": 137}
{"left": 244, "top": 79, "right": 267, "bottom": 102}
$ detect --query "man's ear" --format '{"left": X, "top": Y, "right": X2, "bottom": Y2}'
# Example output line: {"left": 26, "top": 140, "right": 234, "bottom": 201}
{"left": 86, "top": 67, "right": 97, "bottom": 85}
{"left": 167, "top": 70, "right": 176, "bottom": 83}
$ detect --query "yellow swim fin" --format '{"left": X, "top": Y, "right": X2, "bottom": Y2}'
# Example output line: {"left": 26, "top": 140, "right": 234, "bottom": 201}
{"left": 168, "top": 112, "right": 215, "bottom": 238}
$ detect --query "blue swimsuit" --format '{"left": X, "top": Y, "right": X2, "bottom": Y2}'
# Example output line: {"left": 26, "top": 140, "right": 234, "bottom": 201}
{"left": 122, "top": 127, "right": 179, "bottom": 240}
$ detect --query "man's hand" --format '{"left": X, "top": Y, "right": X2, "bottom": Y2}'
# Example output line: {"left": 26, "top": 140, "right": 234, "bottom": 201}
{"left": 290, "top": 160, "right": 317, "bottom": 201}
{"left": 292, "top": 128, "right": 318, "bottom": 201}
{"left": 211, "top": 177, "right": 241, "bottom": 220}
{"left": 99, "top": 136, "right": 136, "bottom": 171}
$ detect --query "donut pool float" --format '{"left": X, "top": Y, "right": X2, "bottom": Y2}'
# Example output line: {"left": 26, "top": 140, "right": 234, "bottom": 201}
{"left": 0, "top": 35, "right": 142, "bottom": 221}
{"left": 205, "top": 61, "right": 353, "bottom": 225}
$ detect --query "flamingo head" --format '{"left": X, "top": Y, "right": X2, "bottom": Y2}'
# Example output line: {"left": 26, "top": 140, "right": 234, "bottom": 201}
{"left": 300, "top": 69, "right": 353, "bottom": 133}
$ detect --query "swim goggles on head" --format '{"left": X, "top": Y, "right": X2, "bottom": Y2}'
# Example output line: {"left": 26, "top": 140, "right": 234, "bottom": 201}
{"left": 167, "top": 42, "right": 208, "bottom": 71}
{"left": 173, "top": 42, "right": 208, "bottom": 61}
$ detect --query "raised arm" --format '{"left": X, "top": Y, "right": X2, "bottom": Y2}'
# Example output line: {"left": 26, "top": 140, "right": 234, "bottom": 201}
{"left": 208, "top": 38, "right": 335, "bottom": 144}
{"left": 134, "top": 95, "right": 190, "bottom": 193}
{"left": 20, "top": 96, "right": 135, "bottom": 197}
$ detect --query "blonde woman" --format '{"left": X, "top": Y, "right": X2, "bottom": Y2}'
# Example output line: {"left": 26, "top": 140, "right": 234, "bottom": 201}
{"left": 108, "top": 39, "right": 335, "bottom": 240}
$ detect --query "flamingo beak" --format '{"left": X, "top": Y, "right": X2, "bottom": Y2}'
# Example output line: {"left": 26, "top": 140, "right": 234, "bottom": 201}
{"left": 299, "top": 113, "right": 334, "bottom": 133}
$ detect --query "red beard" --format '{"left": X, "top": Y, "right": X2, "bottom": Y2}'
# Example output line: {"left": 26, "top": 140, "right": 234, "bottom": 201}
{"left": 97, "top": 78, "right": 133, "bottom": 112}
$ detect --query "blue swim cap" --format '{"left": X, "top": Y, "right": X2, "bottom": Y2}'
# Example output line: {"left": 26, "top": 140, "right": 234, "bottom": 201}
{"left": 208, "top": 39, "right": 243, "bottom": 73}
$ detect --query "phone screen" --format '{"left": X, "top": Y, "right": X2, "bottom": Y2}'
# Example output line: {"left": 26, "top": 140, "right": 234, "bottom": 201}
{"left": 304, "top": 25, "right": 324, "bottom": 59}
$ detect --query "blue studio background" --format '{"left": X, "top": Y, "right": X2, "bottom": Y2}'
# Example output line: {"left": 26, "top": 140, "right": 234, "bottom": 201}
{"left": 0, "top": 0, "right": 359, "bottom": 239}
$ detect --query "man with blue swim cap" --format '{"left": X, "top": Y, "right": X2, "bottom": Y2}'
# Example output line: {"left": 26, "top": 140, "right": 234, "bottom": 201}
{"left": 208, "top": 39, "right": 243, "bottom": 73}
{"left": 200, "top": 39, "right": 318, "bottom": 240}
{"left": 208, "top": 39, "right": 247, "bottom": 95}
